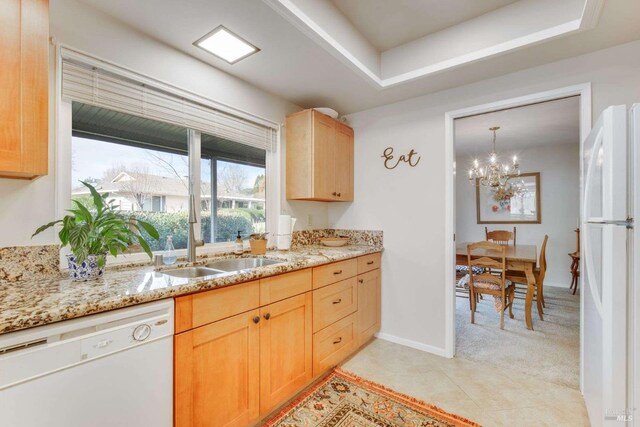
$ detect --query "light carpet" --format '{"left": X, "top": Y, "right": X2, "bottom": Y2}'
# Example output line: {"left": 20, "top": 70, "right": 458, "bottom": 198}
{"left": 456, "top": 286, "right": 580, "bottom": 389}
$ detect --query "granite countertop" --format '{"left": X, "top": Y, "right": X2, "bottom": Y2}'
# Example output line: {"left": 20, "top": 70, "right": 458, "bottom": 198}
{"left": 0, "top": 245, "right": 382, "bottom": 336}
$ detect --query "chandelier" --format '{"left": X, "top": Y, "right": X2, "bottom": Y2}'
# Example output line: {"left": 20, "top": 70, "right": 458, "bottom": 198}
{"left": 468, "top": 126, "right": 526, "bottom": 195}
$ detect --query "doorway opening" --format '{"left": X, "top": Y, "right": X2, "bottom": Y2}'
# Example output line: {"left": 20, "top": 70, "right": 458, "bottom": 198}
{"left": 444, "top": 84, "right": 591, "bottom": 391}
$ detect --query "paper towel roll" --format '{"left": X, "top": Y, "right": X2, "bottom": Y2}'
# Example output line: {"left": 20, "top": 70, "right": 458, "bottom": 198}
{"left": 278, "top": 214, "right": 292, "bottom": 234}
{"left": 277, "top": 235, "right": 292, "bottom": 251}
{"left": 277, "top": 215, "right": 294, "bottom": 250}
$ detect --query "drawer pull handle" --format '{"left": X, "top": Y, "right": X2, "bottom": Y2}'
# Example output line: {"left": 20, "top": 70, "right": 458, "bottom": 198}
{"left": 332, "top": 192, "right": 337, "bottom": 196}
{"left": 332, "top": 298, "right": 342, "bottom": 304}
{"left": 333, "top": 270, "right": 343, "bottom": 275}
{"left": 337, "top": 193, "right": 341, "bottom": 197}
{"left": 264, "top": 313, "right": 271, "bottom": 320}
{"left": 358, "top": 279, "right": 364, "bottom": 284}
{"left": 333, "top": 337, "right": 342, "bottom": 344}
{"left": 367, "top": 261, "right": 374, "bottom": 265}
{"left": 253, "top": 316, "right": 260, "bottom": 324}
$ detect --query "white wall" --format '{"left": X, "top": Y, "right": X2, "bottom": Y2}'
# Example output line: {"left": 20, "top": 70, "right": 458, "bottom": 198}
{"left": 329, "top": 39, "right": 640, "bottom": 353}
{"left": 0, "top": 0, "right": 327, "bottom": 248}
{"left": 456, "top": 143, "right": 580, "bottom": 287}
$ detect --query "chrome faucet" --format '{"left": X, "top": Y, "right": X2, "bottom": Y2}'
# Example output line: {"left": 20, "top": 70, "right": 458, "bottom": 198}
{"left": 187, "top": 194, "right": 204, "bottom": 264}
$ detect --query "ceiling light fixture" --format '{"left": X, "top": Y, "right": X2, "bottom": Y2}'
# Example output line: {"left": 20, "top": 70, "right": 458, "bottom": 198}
{"left": 194, "top": 25, "right": 260, "bottom": 64}
{"left": 468, "top": 126, "right": 526, "bottom": 196}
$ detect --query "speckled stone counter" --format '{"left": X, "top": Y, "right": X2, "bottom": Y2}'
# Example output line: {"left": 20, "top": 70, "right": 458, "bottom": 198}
{"left": 0, "top": 245, "right": 382, "bottom": 335}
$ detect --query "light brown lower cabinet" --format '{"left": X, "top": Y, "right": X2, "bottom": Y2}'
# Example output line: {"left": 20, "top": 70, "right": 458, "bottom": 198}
{"left": 312, "top": 277, "right": 357, "bottom": 332}
{"left": 313, "top": 313, "right": 357, "bottom": 376}
{"left": 357, "top": 269, "right": 381, "bottom": 346}
{"left": 259, "top": 292, "right": 313, "bottom": 415}
{"left": 174, "top": 254, "right": 381, "bottom": 427}
{"left": 174, "top": 309, "right": 260, "bottom": 427}
{"left": 174, "top": 292, "right": 313, "bottom": 427}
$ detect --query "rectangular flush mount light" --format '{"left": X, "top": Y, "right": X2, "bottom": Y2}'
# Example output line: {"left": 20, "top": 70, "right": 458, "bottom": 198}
{"left": 194, "top": 25, "right": 260, "bottom": 64}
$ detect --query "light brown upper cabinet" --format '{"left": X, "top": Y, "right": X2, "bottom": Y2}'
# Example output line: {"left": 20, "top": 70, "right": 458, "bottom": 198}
{"left": 0, "top": 0, "right": 49, "bottom": 179}
{"left": 286, "top": 109, "right": 354, "bottom": 201}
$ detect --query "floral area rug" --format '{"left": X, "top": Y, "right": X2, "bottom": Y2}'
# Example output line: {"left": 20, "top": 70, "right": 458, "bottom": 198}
{"left": 262, "top": 368, "right": 480, "bottom": 427}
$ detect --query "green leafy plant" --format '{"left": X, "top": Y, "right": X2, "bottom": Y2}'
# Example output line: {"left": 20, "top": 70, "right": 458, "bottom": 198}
{"left": 32, "top": 181, "right": 160, "bottom": 267}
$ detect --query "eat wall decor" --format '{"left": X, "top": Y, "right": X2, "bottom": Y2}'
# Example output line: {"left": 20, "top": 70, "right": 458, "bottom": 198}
{"left": 381, "top": 147, "right": 421, "bottom": 170}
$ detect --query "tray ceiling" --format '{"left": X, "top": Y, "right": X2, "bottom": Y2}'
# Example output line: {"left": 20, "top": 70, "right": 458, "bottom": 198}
{"left": 266, "top": 0, "right": 603, "bottom": 87}
{"left": 331, "top": 0, "right": 519, "bottom": 52}
{"left": 71, "top": 0, "right": 640, "bottom": 114}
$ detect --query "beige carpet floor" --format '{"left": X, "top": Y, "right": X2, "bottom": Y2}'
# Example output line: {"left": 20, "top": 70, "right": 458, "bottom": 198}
{"left": 456, "top": 286, "right": 580, "bottom": 389}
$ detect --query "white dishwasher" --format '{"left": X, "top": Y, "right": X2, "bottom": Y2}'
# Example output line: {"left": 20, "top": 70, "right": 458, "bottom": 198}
{"left": 0, "top": 299, "right": 174, "bottom": 427}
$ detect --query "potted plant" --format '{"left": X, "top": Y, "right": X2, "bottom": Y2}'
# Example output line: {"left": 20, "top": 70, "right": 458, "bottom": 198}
{"left": 33, "top": 181, "right": 160, "bottom": 281}
{"left": 249, "top": 232, "right": 269, "bottom": 255}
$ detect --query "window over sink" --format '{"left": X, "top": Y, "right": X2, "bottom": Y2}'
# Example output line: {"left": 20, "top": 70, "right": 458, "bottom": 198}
{"left": 71, "top": 102, "right": 267, "bottom": 254}
{"left": 59, "top": 51, "right": 279, "bottom": 263}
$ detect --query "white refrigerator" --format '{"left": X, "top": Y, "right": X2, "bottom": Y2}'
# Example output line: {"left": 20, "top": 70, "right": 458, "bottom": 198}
{"left": 582, "top": 104, "right": 638, "bottom": 426}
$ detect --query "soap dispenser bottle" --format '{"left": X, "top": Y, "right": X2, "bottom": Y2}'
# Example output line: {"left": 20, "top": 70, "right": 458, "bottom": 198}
{"left": 163, "top": 235, "right": 177, "bottom": 265}
{"left": 234, "top": 231, "right": 244, "bottom": 254}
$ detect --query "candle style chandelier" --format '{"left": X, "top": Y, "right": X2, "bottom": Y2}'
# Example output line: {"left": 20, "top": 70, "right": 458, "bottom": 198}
{"left": 468, "top": 126, "right": 526, "bottom": 195}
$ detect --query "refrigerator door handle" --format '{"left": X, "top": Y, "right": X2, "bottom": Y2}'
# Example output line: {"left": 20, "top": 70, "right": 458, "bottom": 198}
{"left": 586, "top": 218, "right": 634, "bottom": 228}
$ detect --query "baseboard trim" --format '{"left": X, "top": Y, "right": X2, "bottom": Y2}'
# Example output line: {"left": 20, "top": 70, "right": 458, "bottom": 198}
{"left": 374, "top": 332, "right": 450, "bottom": 358}
{"left": 544, "top": 281, "right": 572, "bottom": 288}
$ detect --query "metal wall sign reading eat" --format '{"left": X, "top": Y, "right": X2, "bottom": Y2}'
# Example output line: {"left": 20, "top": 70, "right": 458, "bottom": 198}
{"left": 381, "top": 147, "right": 421, "bottom": 170}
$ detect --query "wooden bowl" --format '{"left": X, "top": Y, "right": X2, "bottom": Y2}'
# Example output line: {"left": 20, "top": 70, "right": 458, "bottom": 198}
{"left": 319, "top": 237, "right": 349, "bottom": 247}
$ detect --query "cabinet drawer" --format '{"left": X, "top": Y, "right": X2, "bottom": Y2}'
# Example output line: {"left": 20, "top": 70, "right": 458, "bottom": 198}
{"left": 313, "top": 313, "right": 356, "bottom": 376}
{"left": 312, "top": 259, "right": 358, "bottom": 289}
{"left": 260, "top": 269, "right": 312, "bottom": 305}
{"left": 313, "top": 277, "right": 357, "bottom": 333}
{"left": 358, "top": 253, "right": 381, "bottom": 274}
{"left": 175, "top": 281, "right": 260, "bottom": 333}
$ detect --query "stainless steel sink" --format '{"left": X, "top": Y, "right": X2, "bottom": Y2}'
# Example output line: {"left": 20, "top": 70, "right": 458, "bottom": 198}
{"left": 161, "top": 266, "right": 225, "bottom": 279}
{"left": 204, "top": 257, "right": 283, "bottom": 272}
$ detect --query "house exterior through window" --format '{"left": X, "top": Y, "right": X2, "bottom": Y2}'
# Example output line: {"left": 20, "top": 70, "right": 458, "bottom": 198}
{"left": 71, "top": 102, "right": 267, "bottom": 251}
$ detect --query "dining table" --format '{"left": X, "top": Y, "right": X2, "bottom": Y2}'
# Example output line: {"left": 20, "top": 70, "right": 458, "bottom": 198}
{"left": 456, "top": 242, "right": 540, "bottom": 330}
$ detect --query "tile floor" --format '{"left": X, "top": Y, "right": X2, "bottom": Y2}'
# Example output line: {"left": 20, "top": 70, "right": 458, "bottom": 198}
{"left": 341, "top": 339, "right": 590, "bottom": 426}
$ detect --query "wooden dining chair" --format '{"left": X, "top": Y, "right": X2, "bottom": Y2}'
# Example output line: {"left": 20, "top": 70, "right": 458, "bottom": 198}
{"left": 466, "top": 241, "right": 515, "bottom": 330}
{"left": 506, "top": 235, "right": 548, "bottom": 319}
{"left": 484, "top": 227, "right": 517, "bottom": 274}
{"left": 569, "top": 228, "right": 580, "bottom": 295}
{"left": 485, "top": 226, "right": 517, "bottom": 246}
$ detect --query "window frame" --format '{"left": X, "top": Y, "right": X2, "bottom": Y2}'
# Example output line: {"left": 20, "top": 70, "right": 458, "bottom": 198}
{"left": 54, "top": 45, "right": 281, "bottom": 267}
{"left": 201, "top": 155, "right": 267, "bottom": 244}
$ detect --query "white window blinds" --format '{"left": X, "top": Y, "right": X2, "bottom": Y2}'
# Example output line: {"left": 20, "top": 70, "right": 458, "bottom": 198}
{"left": 61, "top": 59, "right": 276, "bottom": 151}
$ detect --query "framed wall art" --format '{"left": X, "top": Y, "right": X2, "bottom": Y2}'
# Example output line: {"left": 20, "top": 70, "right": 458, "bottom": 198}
{"left": 476, "top": 172, "right": 541, "bottom": 224}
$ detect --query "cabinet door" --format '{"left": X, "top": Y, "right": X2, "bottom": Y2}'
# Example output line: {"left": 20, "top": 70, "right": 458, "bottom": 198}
{"left": 0, "top": 0, "right": 23, "bottom": 172}
{"left": 20, "top": 0, "right": 48, "bottom": 177}
{"left": 175, "top": 310, "right": 260, "bottom": 427}
{"left": 285, "top": 110, "right": 313, "bottom": 199}
{"left": 312, "top": 111, "right": 336, "bottom": 200}
{"left": 357, "top": 269, "right": 381, "bottom": 346}
{"left": 334, "top": 122, "right": 354, "bottom": 201}
{"left": 0, "top": 0, "right": 48, "bottom": 179}
{"left": 260, "top": 292, "right": 313, "bottom": 415}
